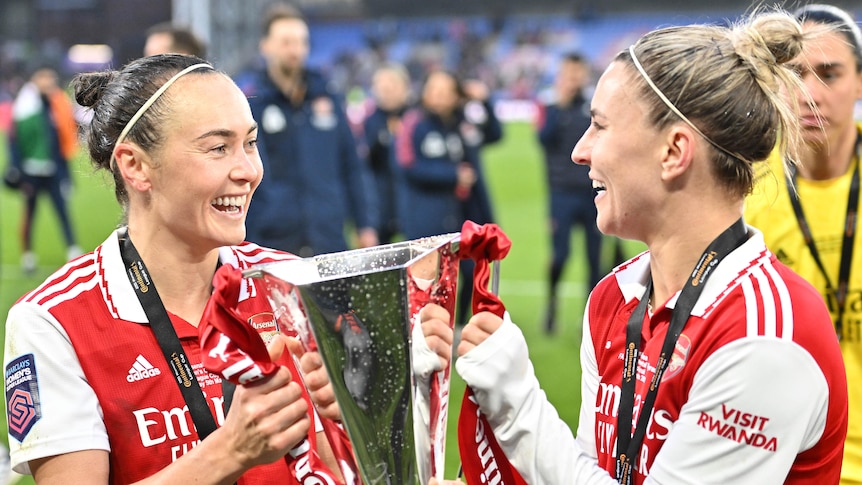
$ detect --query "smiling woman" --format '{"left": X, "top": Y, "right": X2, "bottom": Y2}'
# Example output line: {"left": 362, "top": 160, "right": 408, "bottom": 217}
{"left": 2, "top": 54, "right": 348, "bottom": 484}
{"left": 422, "top": 8, "right": 849, "bottom": 485}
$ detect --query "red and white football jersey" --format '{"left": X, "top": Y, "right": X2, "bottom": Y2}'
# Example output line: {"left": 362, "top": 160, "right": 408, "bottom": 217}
{"left": 4, "top": 230, "right": 300, "bottom": 484}
{"left": 456, "top": 228, "right": 848, "bottom": 484}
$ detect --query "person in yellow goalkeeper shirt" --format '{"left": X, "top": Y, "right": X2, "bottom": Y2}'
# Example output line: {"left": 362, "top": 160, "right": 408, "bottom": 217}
{"left": 745, "top": 4, "right": 862, "bottom": 483}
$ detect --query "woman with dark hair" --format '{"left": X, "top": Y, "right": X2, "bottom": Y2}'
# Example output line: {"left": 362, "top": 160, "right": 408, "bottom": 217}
{"left": 4, "top": 54, "right": 343, "bottom": 484}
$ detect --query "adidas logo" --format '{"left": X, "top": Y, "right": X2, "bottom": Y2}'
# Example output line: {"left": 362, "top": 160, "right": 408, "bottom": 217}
{"left": 127, "top": 354, "right": 162, "bottom": 382}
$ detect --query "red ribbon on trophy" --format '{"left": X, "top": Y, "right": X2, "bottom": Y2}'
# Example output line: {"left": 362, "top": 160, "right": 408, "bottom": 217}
{"left": 200, "top": 265, "right": 359, "bottom": 485}
{"left": 457, "top": 221, "right": 527, "bottom": 485}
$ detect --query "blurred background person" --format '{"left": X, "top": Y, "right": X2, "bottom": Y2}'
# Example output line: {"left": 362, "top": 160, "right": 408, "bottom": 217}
{"left": 536, "top": 52, "right": 600, "bottom": 334}
{"left": 458, "top": 77, "right": 501, "bottom": 235}
{"left": 143, "top": 22, "right": 207, "bottom": 58}
{"left": 9, "top": 65, "right": 80, "bottom": 274}
{"left": 745, "top": 4, "right": 862, "bottom": 482}
{"left": 361, "top": 62, "right": 412, "bottom": 244}
{"left": 396, "top": 69, "right": 502, "bottom": 325}
{"left": 238, "top": 2, "right": 378, "bottom": 256}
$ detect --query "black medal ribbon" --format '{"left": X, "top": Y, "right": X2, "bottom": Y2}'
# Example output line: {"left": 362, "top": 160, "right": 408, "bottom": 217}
{"left": 615, "top": 218, "right": 749, "bottom": 484}
{"left": 785, "top": 134, "right": 860, "bottom": 339}
{"left": 118, "top": 229, "right": 219, "bottom": 440}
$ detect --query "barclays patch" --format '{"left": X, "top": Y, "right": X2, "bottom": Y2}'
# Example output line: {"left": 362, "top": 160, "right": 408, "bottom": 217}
{"left": 5, "top": 354, "right": 41, "bottom": 442}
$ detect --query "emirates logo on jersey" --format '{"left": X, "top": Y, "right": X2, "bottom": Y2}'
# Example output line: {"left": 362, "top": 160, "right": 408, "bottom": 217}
{"left": 662, "top": 334, "right": 691, "bottom": 381}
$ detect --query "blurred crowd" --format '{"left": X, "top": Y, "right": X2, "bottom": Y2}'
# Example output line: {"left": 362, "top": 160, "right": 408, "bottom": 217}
{"left": 0, "top": 6, "right": 660, "bottom": 279}
{"left": 0, "top": 9, "right": 737, "bottom": 121}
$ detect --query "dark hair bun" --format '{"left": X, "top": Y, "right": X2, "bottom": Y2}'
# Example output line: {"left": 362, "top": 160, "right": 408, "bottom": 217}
{"left": 72, "top": 71, "right": 118, "bottom": 108}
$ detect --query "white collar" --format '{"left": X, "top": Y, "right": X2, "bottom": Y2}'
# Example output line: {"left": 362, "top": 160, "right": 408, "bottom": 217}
{"left": 613, "top": 226, "right": 771, "bottom": 317}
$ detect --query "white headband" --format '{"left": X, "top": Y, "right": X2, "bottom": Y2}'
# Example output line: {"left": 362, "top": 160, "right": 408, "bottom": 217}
{"left": 111, "top": 63, "right": 213, "bottom": 167}
{"left": 627, "top": 45, "right": 748, "bottom": 163}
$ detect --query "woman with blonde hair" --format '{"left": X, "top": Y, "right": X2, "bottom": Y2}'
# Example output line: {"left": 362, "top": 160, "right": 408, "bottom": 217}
{"left": 426, "top": 8, "right": 848, "bottom": 484}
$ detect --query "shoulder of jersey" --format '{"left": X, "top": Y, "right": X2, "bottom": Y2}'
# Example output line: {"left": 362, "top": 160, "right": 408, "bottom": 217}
{"left": 232, "top": 241, "right": 299, "bottom": 266}
{"left": 19, "top": 252, "right": 99, "bottom": 307}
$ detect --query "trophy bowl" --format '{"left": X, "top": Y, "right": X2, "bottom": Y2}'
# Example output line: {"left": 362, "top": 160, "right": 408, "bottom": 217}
{"left": 246, "top": 233, "right": 462, "bottom": 485}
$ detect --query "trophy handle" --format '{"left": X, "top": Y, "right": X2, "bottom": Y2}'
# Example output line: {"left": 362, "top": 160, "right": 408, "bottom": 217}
{"left": 491, "top": 259, "right": 501, "bottom": 296}
{"left": 241, "top": 268, "right": 264, "bottom": 279}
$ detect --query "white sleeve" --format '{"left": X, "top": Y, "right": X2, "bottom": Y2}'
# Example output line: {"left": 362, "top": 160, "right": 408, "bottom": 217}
{"left": 646, "top": 338, "right": 829, "bottom": 484}
{"left": 456, "top": 311, "right": 618, "bottom": 484}
{"left": 4, "top": 302, "right": 109, "bottom": 475}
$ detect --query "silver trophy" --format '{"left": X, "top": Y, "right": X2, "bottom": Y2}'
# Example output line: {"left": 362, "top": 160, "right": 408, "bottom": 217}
{"left": 245, "top": 233, "right": 462, "bottom": 485}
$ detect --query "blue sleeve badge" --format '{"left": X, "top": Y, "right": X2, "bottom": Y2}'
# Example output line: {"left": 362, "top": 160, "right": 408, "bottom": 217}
{"left": 5, "top": 354, "right": 41, "bottom": 442}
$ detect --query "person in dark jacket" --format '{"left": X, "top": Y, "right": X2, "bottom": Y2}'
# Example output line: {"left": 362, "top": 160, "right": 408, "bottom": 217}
{"left": 396, "top": 69, "right": 502, "bottom": 324}
{"left": 238, "top": 3, "right": 378, "bottom": 256}
{"left": 537, "top": 53, "right": 600, "bottom": 333}
{"left": 362, "top": 63, "right": 412, "bottom": 244}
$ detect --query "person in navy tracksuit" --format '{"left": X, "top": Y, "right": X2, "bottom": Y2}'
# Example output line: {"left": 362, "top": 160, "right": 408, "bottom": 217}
{"left": 396, "top": 69, "right": 502, "bottom": 324}
{"left": 361, "top": 63, "right": 412, "bottom": 245}
{"left": 537, "top": 52, "right": 605, "bottom": 333}
{"left": 238, "top": 3, "right": 378, "bottom": 256}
